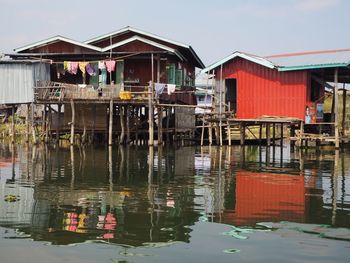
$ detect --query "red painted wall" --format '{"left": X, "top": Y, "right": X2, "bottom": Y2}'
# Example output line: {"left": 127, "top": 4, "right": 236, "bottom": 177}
{"left": 217, "top": 58, "right": 309, "bottom": 119}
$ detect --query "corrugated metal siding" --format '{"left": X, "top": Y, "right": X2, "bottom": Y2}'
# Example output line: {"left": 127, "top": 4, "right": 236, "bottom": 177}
{"left": 0, "top": 63, "right": 50, "bottom": 104}
{"left": 217, "top": 58, "right": 308, "bottom": 119}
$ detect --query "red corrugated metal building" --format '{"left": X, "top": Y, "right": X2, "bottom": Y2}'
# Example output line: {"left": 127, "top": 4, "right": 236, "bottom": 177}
{"left": 203, "top": 50, "right": 350, "bottom": 122}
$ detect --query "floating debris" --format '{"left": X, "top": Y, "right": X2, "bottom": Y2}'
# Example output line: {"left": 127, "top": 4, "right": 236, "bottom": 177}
{"left": 223, "top": 248, "right": 240, "bottom": 254}
{"left": 4, "top": 195, "right": 19, "bottom": 202}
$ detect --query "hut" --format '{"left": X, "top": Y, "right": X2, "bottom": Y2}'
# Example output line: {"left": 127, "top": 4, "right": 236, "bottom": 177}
{"left": 7, "top": 26, "right": 205, "bottom": 145}
{"left": 202, "top": 49, "right": 350, "bottom": 147}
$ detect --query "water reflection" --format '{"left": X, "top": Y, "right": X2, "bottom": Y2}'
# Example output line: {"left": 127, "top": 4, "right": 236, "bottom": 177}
{"left": 0, "top": 143, "right": 349, "bottom": 246}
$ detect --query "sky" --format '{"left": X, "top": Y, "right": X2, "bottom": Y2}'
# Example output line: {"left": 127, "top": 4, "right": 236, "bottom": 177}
{"left": 0, "top": 0, "right": 349, "bottom": 66}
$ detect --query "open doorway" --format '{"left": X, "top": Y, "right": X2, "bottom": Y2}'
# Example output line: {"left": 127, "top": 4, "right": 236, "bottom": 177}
{"left": 225, "top": 78, "right": 237, "bottom": 113}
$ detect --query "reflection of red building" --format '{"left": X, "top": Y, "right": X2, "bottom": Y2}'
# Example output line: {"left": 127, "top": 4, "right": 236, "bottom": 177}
{"left": 224, "top": 171, "right": 305, "bottom": 226}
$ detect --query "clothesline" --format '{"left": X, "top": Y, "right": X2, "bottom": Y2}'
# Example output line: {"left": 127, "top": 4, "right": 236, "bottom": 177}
{"left": 29, "top": 52, "right": 142, "bottom": 64}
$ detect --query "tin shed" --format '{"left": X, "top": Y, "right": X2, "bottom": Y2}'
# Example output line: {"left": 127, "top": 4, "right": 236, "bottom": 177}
{"left": 0, "top": 60, "right": 50, "bottom": 104}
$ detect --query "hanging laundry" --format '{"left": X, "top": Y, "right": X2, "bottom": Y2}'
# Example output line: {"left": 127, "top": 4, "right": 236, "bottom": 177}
{"left": 69, "top": 62, "right": 79, "bottom": 75}
{"left": 79, "top": 62, "right": 88, "bottom": 74}
{"left": 92, "top": 63, "right": 99, "bottom": 74}
{"left": 155, "top": 83, "right": 166, "bottom": 99}
{"left": 105, "top": 60, "right": 116, "bottom": 73}
{"left": 85, "top": 63, "right": 96, "bottom": 76}
{"left": 63, "top": 61, "right": 69, "bottom": 71}
{"left": 57, "top": 63, "right": 65, "bottom": 75}
{"left": 167, "top": 84, "right": 176, "bottom": 95}
{"left": 99, "top": 68, "right": 107, "bottom": 85}
{"left": 98, "top": 61, "right": 106, "bottom": 69}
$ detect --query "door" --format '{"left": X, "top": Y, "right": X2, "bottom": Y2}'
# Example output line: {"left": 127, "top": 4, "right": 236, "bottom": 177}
{"left": 225, "top": 78, "right": 237, "bottom": 113}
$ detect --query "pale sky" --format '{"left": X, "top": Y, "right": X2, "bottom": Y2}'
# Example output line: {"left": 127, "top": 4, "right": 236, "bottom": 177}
{"left": 0, "top": 0, "right": 349, "bottom": 66}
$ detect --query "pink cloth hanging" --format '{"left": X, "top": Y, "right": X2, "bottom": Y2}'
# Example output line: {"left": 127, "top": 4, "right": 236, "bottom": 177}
{"left": 105, "top": 60, "right": 116, "bottom": 73}
{"left": 69, "top": 62, "right": 79, "bottom": 75}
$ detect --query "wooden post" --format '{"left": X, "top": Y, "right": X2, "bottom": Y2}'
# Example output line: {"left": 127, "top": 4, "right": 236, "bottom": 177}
{"left": 158, "top": 107, "right": 163, "bottom": 145}
{"left": 240, "top": 123, "right": 245, "bottom": 146}
{"left": 201, "top": 115, "right": 205, "bottom": 146}
{"left": 92, "top": 105, "right": 96, "bottom": 144}
{"left": 266, "top": 123, "right": 270, "bottom": 146}
{"left": 26, "top": 103, "right": 30, "bottom": 143}
{"left": 46, "top": 105, "right": 51, "bottom": 144}
{"left": 334, "top": 68, "right": 339, "bottom": 149}
{"left": 166, "top": 107, "right": 171, "bottom": 142}
{"left": 31, "top": 103, "right": 37, "bottom": 144}
{"left": 280, "top": 123, "right": 284, "bottom": 160}
{"left": 149, "top": 53, "right": 154, "bottom": 146}
{"left": 56, "top": 104, "right": 61, "bottom": 143}
{"left": 272, "top": 123, "right": 276, "bottom": 147}
{"left": 11, "top": 105, "right": 15, "bottom": 144}
{"left": 108, "top": 99, "right": 113, "bottom": 146}
{"left": 227, "top": 120, "right": 231, "bottom": 146}
{"left": 209, "top": 122, "right": 213, "bottom": 145}
{"left": 157, "top": 54, "right": 160, "bottom": 83}
{"left": 342, "top": 87, "right": 346, "bottom": 136}
{"left": 259, "top": 123, "right": 262, "bottom": 146}
{"left": 126, "top": 105, "right": 130, "bottom": 143}
{"left": 300, "top": 121, "right": 304, "bottom": 147}
{"left": 70, "top": 100, "right": 75, "bottom": 145}
{"left": 290, "top": 124, "right": 295, "bottom": 150}
{"left": 119, "top": 106, "right": 125, "bottom": 144}
{"left": 148, "top": 86, "right": 154, "bottom": 145}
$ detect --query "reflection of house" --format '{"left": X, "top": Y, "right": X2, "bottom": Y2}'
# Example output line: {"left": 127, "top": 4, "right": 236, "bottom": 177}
{"left": 222, "top": 171, "right": 305, "bottom": 226}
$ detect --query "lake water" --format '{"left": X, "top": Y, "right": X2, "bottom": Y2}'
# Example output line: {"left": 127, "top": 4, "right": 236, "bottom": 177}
{"left": 0, "top": 143, "right": 349, "bottom": 263}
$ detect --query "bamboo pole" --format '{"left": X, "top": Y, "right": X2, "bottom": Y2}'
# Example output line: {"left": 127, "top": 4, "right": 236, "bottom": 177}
{"left": 109, "top": 99, "right": 113, "bottom": 146}
{"left": 240, "top": 123, "right": 245, "bottom": 146}
{"left": 70, "top": 100, "right": 75, "bottom": 145}
{"left": 266, "top": 123, "right": 270, "bottom": 146}
{"left": 166, "top": 107, "right": 171, "bottom": 142}
{"left": 201, "top": 115, "right": 205, "bottom": 146}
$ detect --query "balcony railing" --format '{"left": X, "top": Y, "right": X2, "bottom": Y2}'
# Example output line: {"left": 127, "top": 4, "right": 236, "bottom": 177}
{"left": 34, "top": 81, "right": 149, "bottom": 102}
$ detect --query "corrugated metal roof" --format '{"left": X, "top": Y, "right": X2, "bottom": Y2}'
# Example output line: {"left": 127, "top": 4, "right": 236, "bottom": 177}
{"left": 266, "top": 49, "right": 350, "bottom": 71}
{"left": 201, "top": 51, "right": 274, "bottom": 73}
{"left": 202, "top": 49, "right": 350, "bottom": 73}
{"left": 14, "top": 35, "right": 103, "bottom": 53}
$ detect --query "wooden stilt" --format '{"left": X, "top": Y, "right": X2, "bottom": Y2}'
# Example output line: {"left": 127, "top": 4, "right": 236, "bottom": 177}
{"left": 158, "top": 107, "right": 163, "bottom": 145}
{"left": 42, "top": 104, "right": 46, "bottom": 142}
{"left": 259, "top": 123, "right": 262, "bottom": 146}
{"left": 11, "top": 105, "right": 15, "bottom": 144}
{"left": 82, "top": 107, "right": 87, "bottom": 144}
{"left": 201, "top": 115, "right": 205, "bottom": 146}
{"left": 126, "top": 105, "right": 130, "bottom": 144}
{"left": 46, "top": 105, "right": 51, "bottom": 144}
{"left": 280, "top": 123, "right": 284, "bottom": 160}
{"left": 108, "top": 99, "right": 113, "bottom": 145}
{"left": 240, "top": 123, "right": 245, "bottom": 146}
{"left": 148, "top": 85, "right": 154, "bottom": 146}
{"left": 92, "top": 105, "right": 96, "bottom": 144}
{"left": 334, "top": 68, "right": 339, "bottom": 149}
{"left": 31, "top": 103, "right": 37, "bottom": 144}
{"left": 70, "top": 100, "right": 75, "bottom": 145}
{"left": 227, "top": 120, "right": 231, "bottom": 146}
{"left": 120, "top": 106, "right": 125, "bottom": 144}
{"left": 26, "top": 104, "right": 30, "bottom": 143}
{"left": 342, "top": 87, "right": 347, "bottom": 137}
{"left": 272, "top": 123, "right": 276, "bottom": 147}
{"left": 56, "top": 104, "right": 61, "bottom": 143}
{"left": 266, "top": 123, "right": 270, "bottom": 146}
{"left": 209, "top": 122, "right": 213, "bottom": 145}
{"left": 166, "top": 107, "right": 171, "bottom": 142}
